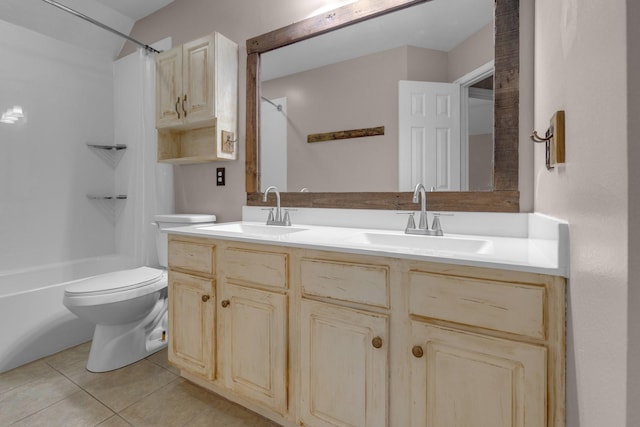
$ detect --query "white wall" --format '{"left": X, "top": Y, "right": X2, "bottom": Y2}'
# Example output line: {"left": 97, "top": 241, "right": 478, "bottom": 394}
{"left": 627, "top": 1, "right": 640, "bottom": 425}
{"left": 534, "top": 1, "right": 629, "bottom": 425}
{"left": 0, "top": 19, "right": 116, "bottom": 272}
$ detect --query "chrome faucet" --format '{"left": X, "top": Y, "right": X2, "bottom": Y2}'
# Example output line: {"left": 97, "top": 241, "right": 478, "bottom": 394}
{"left": 405, "top": 183, "right": 443, "bottom": 236}
{"left": 262, "top": 186, "right": 291, "bottom": 226}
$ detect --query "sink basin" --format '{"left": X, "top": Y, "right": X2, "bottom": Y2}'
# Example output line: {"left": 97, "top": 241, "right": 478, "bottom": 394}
{"left": 197, "top": 223, "right": 308, "bottom": 237}
{"left": 343, "top": 232, "right": 492, "bottom": 254}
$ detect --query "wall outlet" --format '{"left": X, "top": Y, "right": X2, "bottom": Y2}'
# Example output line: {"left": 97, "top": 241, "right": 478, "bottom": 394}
{"left": 216, "top": 167, "right": 225, "bottom": 186}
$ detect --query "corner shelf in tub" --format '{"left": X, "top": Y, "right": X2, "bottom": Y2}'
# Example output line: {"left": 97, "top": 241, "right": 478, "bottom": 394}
{"left": 86, "top": 195, "right": 128, "bottom": 200}
{"left": 87, "top": 143, "right": 127, "bottom": 167}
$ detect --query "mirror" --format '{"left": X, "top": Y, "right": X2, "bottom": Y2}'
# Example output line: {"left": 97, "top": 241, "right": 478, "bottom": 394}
{"left": 261, "top": 0, "right": 493, "bottom": 193}
{"left": 246, "top": 0, "right": 520, "bottom": 212}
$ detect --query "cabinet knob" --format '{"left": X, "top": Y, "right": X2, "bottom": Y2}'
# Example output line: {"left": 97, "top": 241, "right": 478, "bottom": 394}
{"left": 412, "top": 345, "right": 424, "bottom": 358}
{"left": 221, "top": 299, "right": 230, "bottom": 308}
{"left": 372, "top": 336, "right": 383, "bottom": 349}
{"left": 201, "top": 295, "right": 210, "bottom": 302}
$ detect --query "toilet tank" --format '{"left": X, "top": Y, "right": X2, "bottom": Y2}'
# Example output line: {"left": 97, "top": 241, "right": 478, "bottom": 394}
{"left": 154, "top": 214, "right": 217, "bottom": 268}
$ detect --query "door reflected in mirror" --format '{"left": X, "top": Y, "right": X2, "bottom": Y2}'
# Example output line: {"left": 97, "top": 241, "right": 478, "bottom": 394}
{"left": 259, "top": 0, "right": 494, "bottom": 193}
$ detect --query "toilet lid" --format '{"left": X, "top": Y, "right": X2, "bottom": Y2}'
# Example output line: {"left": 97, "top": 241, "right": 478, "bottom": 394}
{"left": 64, "top": 267, "right": 164, "bottom": 296}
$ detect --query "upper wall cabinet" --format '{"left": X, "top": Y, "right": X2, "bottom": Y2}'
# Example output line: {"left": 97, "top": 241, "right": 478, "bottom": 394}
{"left": 156, "top": 32, "right": 238, "bottom": 163}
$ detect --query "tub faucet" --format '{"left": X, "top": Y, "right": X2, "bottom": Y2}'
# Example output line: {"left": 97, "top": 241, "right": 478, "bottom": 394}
{"left": 405, "top": 183, "right": 443, "bottom": 236}
{"left": 262, "top": 186, "right": 291, "bottom": 226}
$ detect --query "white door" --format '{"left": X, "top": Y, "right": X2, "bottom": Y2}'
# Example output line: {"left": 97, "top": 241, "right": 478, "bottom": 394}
{"left": 399, "top": 81, "right": 461, "bottom": 191}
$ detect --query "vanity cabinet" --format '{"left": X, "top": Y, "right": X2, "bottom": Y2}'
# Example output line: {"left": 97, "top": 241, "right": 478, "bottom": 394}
{"left": 406, "top": 266, "right": 565, "bottom": 427}
{"left": 167, "top": 237, "right": 216, "bottom": 379}
{"left": 299, "top": 300, "right": 388, "bottom": 427}
{"left": 409, "top": 323, "right": 545, "bottom": 427}
{"left": 155, "top": 32, "right": 238, "bottom": 163}
{"left": 298, "top": 256, "right": 390, "bottom": 427}
{"left": 217, "top": 245, "right": 289, "bottom": 415}
{"left": 166, "top": 235, "right": 565, "bottom": 427}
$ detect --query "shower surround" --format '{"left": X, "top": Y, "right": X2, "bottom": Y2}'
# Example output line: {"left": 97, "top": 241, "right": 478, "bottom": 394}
{"left": 0, "top": 19, "right": 172, "bottom": 372}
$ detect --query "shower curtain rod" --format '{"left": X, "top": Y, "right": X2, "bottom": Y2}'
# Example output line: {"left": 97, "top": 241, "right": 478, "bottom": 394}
{"left": 261, "top": 96, "right": 282, "bottom": 111}
{"left": 40, "top": 0, "right": 161, "bottom": 54}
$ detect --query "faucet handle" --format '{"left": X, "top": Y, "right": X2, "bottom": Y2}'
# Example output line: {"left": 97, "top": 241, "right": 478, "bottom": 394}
{"left": 430, "top": 213, "right": 452, "bottom": 236}
{"left": 397, "top": 212, "right": 417, "bottom": 230}
{"left": 282, "top": 210, "right": 291, "bottom": 226}
{"left": 265, "top": 208, "right": 275, "bottom": 223}
{"left": 431, "top": 215, "right": 443, "bottom": 235}
{"left": 404, "top": 212, "right": 416, "bottom": 231}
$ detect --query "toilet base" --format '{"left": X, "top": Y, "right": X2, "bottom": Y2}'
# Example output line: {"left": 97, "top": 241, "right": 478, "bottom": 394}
{"left": 86, "top": 296, "right": 168, "bottom": 372}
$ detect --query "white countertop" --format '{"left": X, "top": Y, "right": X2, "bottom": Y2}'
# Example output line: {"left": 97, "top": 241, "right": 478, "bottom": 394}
{"left": 164, "top": 208, "right": 569, "bottom": 278}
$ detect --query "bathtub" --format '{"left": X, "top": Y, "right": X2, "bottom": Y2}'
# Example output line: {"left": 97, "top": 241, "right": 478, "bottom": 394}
{"left": 0, "top": 255, "right": 136, "bottom": 373}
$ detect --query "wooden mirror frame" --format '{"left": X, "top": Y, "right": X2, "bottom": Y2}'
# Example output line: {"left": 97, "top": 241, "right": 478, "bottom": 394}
{"left": 246, "top": 0, "right": 519, "bottom": 212}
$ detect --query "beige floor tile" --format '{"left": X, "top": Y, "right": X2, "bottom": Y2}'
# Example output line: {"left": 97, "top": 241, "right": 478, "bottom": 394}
{"left": 0, "top": 360, "right": 58, "bottom": 395}
{"left": 11, "top": 390, "right": 114, "bottom": 427}
{"left": 54, "top": 357, "right": 107, "bottom": 389}
{"left": 0, "top": 371, "right": 80, "bottom": 425}
{"left": 80, "top": 359, "right": 178, "bottom": 412}
{"left": 97, "top": 415, "right": 134, "bottom": 426}
{"left": 44, "top": 341, "right": 92, "bottom": 372}
{"left": 119, "top": 378, "right": 225, "bottom": 427}
{"left": 145, "top": 348, "right": 179, "bottom": 375}
{"left": 186, "top": 397, "right": 281, "bottom": 427}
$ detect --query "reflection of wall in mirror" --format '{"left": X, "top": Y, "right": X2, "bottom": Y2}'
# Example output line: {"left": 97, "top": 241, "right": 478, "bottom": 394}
{"left": 261, "top": 23, "right": 492, "bottom": 193}
{"left": 468, "top": 95, "right": 494, "bottom": 191}
{"left": 261, "top": 97, "right": 287, "bottom": 192}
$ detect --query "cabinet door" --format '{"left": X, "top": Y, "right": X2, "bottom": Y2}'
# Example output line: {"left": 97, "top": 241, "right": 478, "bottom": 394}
{"left": 168, "top": 271, "right": 215, "bottom": 379}
{"left": 410, "top": 322, "right": 546, "bottom": 427}
{"left": 299, "top": 300, "right": 389, "bottom": 427}
{"left": 218, "top": 282, "right": 287, "bottom": 415}
{"left": 182, "top": 34, "right": 214, "bottom": 124}
{"left": 155, "top": 45, "right": 183, "bottom": 128}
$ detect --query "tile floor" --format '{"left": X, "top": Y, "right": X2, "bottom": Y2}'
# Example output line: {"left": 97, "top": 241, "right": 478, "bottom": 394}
{"left": 0, "top": 342, "right": 280, "bottom": 426}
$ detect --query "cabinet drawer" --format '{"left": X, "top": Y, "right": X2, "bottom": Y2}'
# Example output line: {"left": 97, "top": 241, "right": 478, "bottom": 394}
{"left": 300, "top": 258, "right": 390, "bottom": 308}
{"left": 408, "top": 271, "right": 545, "bottom": 339}
{"left": 223, "top": 247, "right": 288, "bottom": 289}
{"left": 169, "top": 240, "right": 215, "bottom": 276}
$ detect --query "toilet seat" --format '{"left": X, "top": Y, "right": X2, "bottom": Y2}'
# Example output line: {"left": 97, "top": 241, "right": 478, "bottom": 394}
{"left": 64, "top": 267, "right": 167, "bottom": 306}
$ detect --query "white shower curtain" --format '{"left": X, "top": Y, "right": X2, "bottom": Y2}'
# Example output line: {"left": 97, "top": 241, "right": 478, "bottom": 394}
{"left": 114, "top": 39, "right": 174, "bottom": 267}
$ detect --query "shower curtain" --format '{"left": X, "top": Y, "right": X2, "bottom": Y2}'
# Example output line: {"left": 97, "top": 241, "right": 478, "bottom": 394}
{"left": 114, "top": 39, "right": 174, "bottom": 267}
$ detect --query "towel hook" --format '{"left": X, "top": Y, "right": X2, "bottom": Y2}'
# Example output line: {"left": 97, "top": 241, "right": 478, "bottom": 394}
{"left": 530, "top": 131, "right": 553, "bottom": 143}
{"left": 530, "top": 110, "right": 566, "bottom": 170}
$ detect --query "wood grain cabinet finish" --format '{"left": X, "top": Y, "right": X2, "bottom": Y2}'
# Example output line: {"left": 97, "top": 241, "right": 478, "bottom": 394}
{"left": 300, "top": 258, "right": 390, "bottom": 308}
{"left": 221, "top": 247, "right": 288, "bottom": 289}
{"left": 408, "top": 271, "right": 546, "bottom": 339}
{"left": 299, "top": 299, "right": 389, "bottom": 427}
{"left": 218, "top": 282, "right": 288, "bottom": 415}
{"left": 156, "top": 32, "right": 238, "bottom": 163}
{"left": 168, "top": 270, "right": 215, "bottom": 379}
{"left": 168, "top": 240, "right": 215, "bottom": 275}
{"left": 167, "top": 237, "right": 565, "bottom": 427}
{"left": 410, "top": 322, "right": 546, "bottom": 427}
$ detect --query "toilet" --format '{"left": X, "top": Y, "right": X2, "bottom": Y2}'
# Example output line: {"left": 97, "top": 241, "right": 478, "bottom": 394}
{"left": 63, "top": 214, "right": 216, "bottom": 372}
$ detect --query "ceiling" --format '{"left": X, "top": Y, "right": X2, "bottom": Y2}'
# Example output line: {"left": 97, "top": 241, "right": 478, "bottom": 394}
{"left": 0, "top": 0, "right": 174, "bottom": 58}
